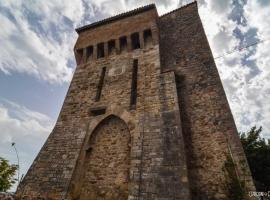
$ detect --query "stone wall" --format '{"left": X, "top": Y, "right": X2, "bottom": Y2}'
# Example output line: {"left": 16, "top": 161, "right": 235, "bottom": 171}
{"left": 79, "top": 115, "right": 130, "bottom": 200}
{"left": 0, "top": 193, "right": 14, "bottom": 200}
{"left": 16, "top": 2, "right": 255, "bottom": 200}
{"left": 18, "top": 5, "right": 187, "bottom": 199}
{"left": 159, "top": 2, "right": 255, "bottom": 199}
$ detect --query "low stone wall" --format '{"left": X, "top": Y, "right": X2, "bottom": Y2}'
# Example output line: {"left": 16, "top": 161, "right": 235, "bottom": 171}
{"left": 0, "top": 192, "right": 15, "bottom": 200}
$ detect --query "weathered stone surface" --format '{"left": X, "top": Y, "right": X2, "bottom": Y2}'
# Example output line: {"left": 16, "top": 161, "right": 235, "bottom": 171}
{"left": 159, "top": 2, "right": 255, "bottom": 199}
{"left": 16, "top": 2, "right": 255, "bottom": 200}
{"left": 0, "top": 192, "right": 15, "bottom": 200}
{"left": 79, "top": 115, "right": 130, "bottom": 200}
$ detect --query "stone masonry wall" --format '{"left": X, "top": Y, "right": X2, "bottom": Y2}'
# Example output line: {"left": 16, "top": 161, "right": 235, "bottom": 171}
{"left": 0, "top": 193, "right": 15, "bottom": 200}
{"left": 15, "top": 10, "right": 155, "bottom": 199}
{"left": 79, "top": 115, "right": 130, "bottom": 200}
{"left": 17, "top": 6, "right": 190, "bottom": 199}
{"left": 16, "top": 3, "right": 255, "bottom": 200}
{"left": 66, "top": 44, "right": 191, "bottom": 200}
{"left": 159, "top": 2, "right": 255, "bottom": 199}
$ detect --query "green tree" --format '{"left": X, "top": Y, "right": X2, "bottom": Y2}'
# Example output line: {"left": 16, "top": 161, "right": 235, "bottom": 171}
{"left": 0, "top": 157, "right": 18, "bottom": 192}
{"left": 240, "top": 126, "right": 270, "bottom": 191}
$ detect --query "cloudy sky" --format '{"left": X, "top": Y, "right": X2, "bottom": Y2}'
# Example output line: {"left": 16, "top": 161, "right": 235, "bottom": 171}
{"left": 0, "top": 0, "right": 269, "bottom": 191}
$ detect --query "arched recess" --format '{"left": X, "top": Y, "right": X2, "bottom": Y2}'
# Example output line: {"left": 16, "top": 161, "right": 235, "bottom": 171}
{"left": 79, "top": 115, "right": 131, "bottom": 200}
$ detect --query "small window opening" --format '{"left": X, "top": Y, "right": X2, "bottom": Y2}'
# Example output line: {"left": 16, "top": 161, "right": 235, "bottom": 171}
{"left": 95, "top": 67, "right": 106, "bottom": 101}
{"left": 97, "top": 43, "right": 105, "bottom": 58}
{"left": 108, "top": 40, "right": 116, "bottom": 55}
{"left": 119, "top": 36, "right": 127, "bottom": 52}
{"left": 76, "top": 48, "right": 83, "bottom": 64}
{"left": 89, "top": 107, "right": 106, "bottom": 116}
{"left": 144, "top": 29, "right": 153, "bottom": 48}
{"left": 86, "top": 46, "right": 93, "bottom": 62}
{"left": 86, "top": 146, "right": 92, "bottom": 153}
{"left": 130, "top": 59, "right": 138, "bottom": 109}
{"left": 131, "top": 32, "right": 140, "bottom": 49}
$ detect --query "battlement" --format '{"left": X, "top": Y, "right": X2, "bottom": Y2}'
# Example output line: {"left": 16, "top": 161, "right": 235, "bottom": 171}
{"left": 74, "top": 4, "right": 159, "bottom": 66}
{"left": 76, "top": 4, "right": 157, "bottom": 33}
{"left": 74, "top": 2, "right": 199, "bottom": 66}
{"left": 75, "top": 28, "right": 154, "bottom": 65}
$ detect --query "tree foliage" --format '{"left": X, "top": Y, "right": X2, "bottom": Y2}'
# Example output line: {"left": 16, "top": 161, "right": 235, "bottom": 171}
{"left": 240, "top": 126, "right": 270, "bottom": 191}
{"left": 0, "top": 157, "right": 17, "bottom": 192}
{"left": 223, "top": 153, "right": 246, "bottom": 200}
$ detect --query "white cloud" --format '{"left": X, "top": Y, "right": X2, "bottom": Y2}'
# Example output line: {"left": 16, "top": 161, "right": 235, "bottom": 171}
{"left": 0, "top": 0, "right": 87, "bottom": 84}
{"left": 0, "top": 98, "right": 53, "bottom": 144}
{"left": 209, "top": 0, "right": 231, "bottom": 14}
{"left": 87, "top": 0, "right": 180, "bottom": 16}
{"left": 0, "top": 98, "right": 53, "bottom": 191}
{"left": 239, "top": 0, "right": 270, "bottom": 135}
{"left": 201, "top": 0, "right": 270, "bottom": 137}
{"left": 198, "top": 0, "right": 238, "bottom": 55}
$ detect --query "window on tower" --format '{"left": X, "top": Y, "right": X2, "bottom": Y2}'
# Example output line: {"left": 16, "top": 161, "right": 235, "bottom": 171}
{"left": 75, "top": 48, "right": 83, "bottom": 64}
{"left": 119, "top": 36, "right": 127, "bottom": 52}
{"left": 97, "top": 42, "right": 105, "bottom": 58}
{"left": 143, "top": 29, "right": 153, "bottom": 48}
{"left": 95, "top": 67, "right": 106, "bottom": 101}
{"left": 131, "top": 32, "right": 140, "bottom": 49}
{"left": 86, "top": 45, "right": 93, "bottom": 62}
{"left": 130, "top": 59, "right": 138, "bottom": 109}
{"left": 108, "top": 40, "right": 116, "bottom": 55}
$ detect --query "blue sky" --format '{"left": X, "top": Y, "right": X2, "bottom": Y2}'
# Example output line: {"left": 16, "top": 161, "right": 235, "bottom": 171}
{"left": 0, "top": 0, "right": 270, "bottom": 191}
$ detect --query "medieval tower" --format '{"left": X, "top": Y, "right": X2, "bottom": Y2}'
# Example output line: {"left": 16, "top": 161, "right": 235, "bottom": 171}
{"left": 16, "top": 2, "right": 255, "bottom": 200}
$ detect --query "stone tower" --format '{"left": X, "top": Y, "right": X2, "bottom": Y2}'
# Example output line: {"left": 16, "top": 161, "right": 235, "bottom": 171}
{"left": 16, "top": 2, "right": 255, "bottom": 200}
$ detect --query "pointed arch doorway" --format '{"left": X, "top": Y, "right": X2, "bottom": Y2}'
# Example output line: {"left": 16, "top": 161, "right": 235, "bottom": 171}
{"left": 79, "top": 115, "right": 131, "bottom": 200}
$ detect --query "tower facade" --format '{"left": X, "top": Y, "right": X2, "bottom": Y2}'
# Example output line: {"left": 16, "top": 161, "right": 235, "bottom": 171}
{"left": 17, "top": 2, "right": 255, "bottom": 200}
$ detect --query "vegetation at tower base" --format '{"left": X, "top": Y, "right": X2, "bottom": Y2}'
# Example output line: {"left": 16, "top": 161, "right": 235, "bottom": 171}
{"left": 0, "top": 157, "right": 17, "bottom": 192}
{"left": 222, "top": 149, "right": 247, "bottom": 200}
{"left": 240, "top": 126, "right": 270, "bottom": 192}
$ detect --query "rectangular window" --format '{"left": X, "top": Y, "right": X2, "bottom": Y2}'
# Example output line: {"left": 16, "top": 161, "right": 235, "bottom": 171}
{"left": 130, "top": 59, "right": 138, "bottom": 109}
{"left": 131, "top": 32, "right": 140, "bottom": 49}
{"left": 86, "top": 45, "right": 93, "bottom": 62}
{"left": 97, "top": 43, "right": 105, "bottom": 58}
{"left": 95, "top": 67, "right": 106, "bottom": 101}
{"left": 108, "top": 40, "right": 116, "bottom": 55}
{"left": 119, "top": 36, "right": 127, "bottom": 52}
{"left": 76, "top": 48, "right": 83, "bottom": 64}
{"left": 143, "top": 29, "right": 153, "bottom": 47}
{"left": 89, "top": 107, "right": 106, "bottom": 116}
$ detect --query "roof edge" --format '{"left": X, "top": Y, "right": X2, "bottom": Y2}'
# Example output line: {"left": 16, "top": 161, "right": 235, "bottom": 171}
{"left": 159, "top": 1, "right": 197, "bottom": 18}
{"left": 76, "top": 4, "right": 157, "bottom": 33}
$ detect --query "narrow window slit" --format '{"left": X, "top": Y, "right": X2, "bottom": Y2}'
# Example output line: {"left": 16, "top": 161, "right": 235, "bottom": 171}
{"left": 143, "top": 29, "right": 153, "bottom": 48}
{"left": 97, "top": 43, "right": 105, "bottom": 58}
{"left": 86, "top": 46, "right": 93, "bottom": 62}
{"left": 131, "top": 32, "right": 140, "bottom": 49}
{"left": 95, "top": 67, "right": 106, "bottom": 101}
{"left": 119, "top": 36, "right": 127, "bottom": 52}
{"left": 130, "top": 59, "right": 138, "bottom": 109}
{"left": 108, "top": 40, "right": 116, "bottom": 55}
